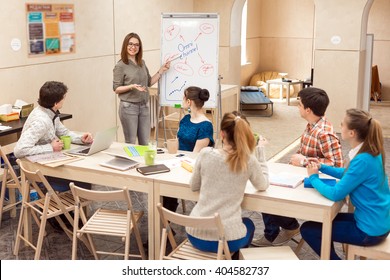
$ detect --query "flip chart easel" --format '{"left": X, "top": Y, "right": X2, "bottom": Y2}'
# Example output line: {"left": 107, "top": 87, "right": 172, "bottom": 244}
{"left": 157, "top": 13, "right": 220, "bottom": 144}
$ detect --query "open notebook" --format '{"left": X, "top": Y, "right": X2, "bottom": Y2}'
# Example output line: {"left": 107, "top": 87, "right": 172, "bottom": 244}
{"left": 269, "top": 172, "right": 304, "bottom": 188}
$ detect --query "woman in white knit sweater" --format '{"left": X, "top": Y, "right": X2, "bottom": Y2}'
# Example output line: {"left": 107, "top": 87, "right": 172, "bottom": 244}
{"left": 186, "top": 112, "right": 269, "bottom": 253}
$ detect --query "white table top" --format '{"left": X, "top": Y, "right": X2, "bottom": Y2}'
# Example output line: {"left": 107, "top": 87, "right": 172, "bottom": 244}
{"left": 266, "top": 78, "right": 303, "bottom": 85}
{"left": 154, "top": 160, "right": 336, "bottom": 207}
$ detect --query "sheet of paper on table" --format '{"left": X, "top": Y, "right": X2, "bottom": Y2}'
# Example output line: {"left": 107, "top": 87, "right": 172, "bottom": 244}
{"left": 26, "top": 152, "right": 82, "bottom": 167}
{"left": 269, "top": 172, "right": 304, "bottom": 188}
{"left": 0, "top": 125, "right": 12, "bottom": 131}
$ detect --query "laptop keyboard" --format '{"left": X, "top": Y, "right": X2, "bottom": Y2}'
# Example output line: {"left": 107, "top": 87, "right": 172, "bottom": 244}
{"left": 78, "top": 148, "right": 90, "bottom": 154}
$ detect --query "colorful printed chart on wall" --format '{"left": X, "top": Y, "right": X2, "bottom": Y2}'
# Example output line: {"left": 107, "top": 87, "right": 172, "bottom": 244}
{"left": 26, "top": 3, "right": 75, "bottom": 56}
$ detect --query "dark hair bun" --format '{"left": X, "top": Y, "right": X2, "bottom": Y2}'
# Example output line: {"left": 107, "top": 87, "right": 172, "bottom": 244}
{"left": 199, "top": 89, "right": 210, "bottom": 101}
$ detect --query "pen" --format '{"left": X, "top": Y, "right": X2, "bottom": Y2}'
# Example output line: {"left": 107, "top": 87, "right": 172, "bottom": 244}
{"left": 166, "top": 55, "right": 181, "bottom": 63}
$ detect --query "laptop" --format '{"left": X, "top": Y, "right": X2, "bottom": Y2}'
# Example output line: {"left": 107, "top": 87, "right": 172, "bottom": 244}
{"left": 100, "top": 156, "right": 140, "bottom": 171}
{"left": 66, "top": 126, "right": 118, "bottom": 156}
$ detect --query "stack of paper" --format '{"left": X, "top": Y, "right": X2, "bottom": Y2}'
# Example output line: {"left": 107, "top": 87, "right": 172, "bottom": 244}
{"left": 269, "top": 172, "right": 304, "bottom": 188}
{"left": 0, "top": 104, "right": 12, "bottom": 115}
{"left": 0, "top": 125, "right": 12, "bottom": 131}
{"left": 26, "top": 152, "right": 82, "bottom": 167}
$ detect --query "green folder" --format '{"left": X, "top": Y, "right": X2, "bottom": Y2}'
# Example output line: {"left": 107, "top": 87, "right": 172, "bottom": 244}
{"left": 124, "top": 145, "right": 150, "bottom": 157}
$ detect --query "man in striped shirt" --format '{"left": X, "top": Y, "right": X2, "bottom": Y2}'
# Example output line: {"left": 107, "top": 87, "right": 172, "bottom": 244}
{"left": 253, "top": 87, "right": 343, "bottom": 247}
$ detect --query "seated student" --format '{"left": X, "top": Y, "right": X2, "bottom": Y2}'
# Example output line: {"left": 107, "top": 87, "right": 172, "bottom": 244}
{"left": 177, "top": 86, "right": 214, "bottom": 152}
{"left": 252, "top": 87, "right": 343, "bottom": 247}
{"left": 185, "top": 112, "right": 269, "bottom": 255}
{"left": 290, "top": 87, "right": 343, "bottom": 167}
{"left": 163, "top": 86, "right": 214, "bottom": 212}
{"left": 301, "top": 108, "right": 390, "bottom": 260}
{"left": 14, "top": 81, "right": 93, "bottom": 192}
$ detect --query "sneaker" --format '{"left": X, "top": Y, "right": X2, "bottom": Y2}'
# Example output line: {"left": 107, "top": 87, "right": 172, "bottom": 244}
{"left": 272, "top": 228, "right": 300, "bottom": 246}
{"left": 251, "top": 235, "right": 273, "bottom": 247}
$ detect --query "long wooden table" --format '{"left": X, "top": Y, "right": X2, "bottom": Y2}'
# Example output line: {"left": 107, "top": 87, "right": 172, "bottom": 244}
{"left": 153, "top": 161, "right": 344, "bottom": 260}
{"left": 0, "top": 113, "right": 72, "bottom": 146}
{"left": 0, "top": 113, "right": 72, "bottom": 137}
{"left": 21, "top": 145, "right": 343, "bottom": 260}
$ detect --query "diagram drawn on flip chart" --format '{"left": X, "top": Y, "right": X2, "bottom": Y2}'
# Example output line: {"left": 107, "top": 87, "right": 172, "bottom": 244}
{"left": 160, "top": 13, "right": 219, "bottom": 108}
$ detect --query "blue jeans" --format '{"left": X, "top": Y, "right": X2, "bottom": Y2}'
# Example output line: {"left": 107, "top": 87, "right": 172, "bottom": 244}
{"left": 300, "top": 213, "right": 389, "bottom": 260}
{"left": 262, "top": 213, "right": 300, "bottom": 241}
{"left": 187, "top": 217, "right": 255, "bottom": 253}
{"left": 119, "top": 101, "right": 150, "bottom": 145}
{"left": 44, "top": 176, "right": 92, "bottom": 192}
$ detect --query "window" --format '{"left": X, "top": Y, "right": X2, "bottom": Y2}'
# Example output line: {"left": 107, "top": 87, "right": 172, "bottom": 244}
{"left": 241, "top": 0, "right": 248, "bottom": 65}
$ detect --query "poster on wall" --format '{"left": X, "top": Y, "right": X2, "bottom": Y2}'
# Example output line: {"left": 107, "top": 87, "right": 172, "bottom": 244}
{"left": 26, "top": 3, "right": 75, "bottom": 56}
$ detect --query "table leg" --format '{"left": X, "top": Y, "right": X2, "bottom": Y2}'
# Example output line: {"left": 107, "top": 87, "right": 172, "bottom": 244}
{"left": 287, "top": 84, "right": 291, "bottom": 105}
{"left": 266, "top": 83, "right": 270, "bottom": 97}
{"left": 279, "top": 85, "right": 283, "bottom": 101}
{"left": 320, "top": 215, "right": 332, "bottom": 260}
{"left": 153, "top": 183, "right": 162, "bottom": 260}
{"left": 21, "top": 175, "right": 32, "bottom": 246}
{"left": 9, "top": 188, "right": 16, "bottom": 218}
{"left": 146, "top": 183, "right": 155, "bottom": 260}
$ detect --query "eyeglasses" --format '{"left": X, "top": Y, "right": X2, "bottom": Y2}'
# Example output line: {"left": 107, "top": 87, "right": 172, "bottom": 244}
{"left": 128, "top": 42, "right": 140, "bottom": 48}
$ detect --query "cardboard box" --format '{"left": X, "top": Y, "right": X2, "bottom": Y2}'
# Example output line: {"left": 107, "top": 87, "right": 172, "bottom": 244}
{"left": 0, "top": 112, "right": 20, "bottom": 122}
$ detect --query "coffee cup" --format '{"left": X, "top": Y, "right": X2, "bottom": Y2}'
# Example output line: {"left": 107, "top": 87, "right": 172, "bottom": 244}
{"left": 144, "top": 149, "right": 157, "bottom": 165}
{"left": 253, "top": 133, "right": 260, "bottom": 144}
{"left": 60, "top": 135, "right": 71, "bottom": 150}
{"left": 165, "top": 138, "right": 178, "bottom": 154}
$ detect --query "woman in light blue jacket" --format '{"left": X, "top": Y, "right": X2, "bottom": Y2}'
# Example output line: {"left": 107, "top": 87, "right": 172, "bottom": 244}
{"left": 301, "top": 108, "right": 390, "bottom": 260}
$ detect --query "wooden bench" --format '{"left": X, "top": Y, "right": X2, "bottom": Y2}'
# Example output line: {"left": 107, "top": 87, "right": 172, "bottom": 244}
{"left": 239, "top": 246, "right": 299, "bottom": 260}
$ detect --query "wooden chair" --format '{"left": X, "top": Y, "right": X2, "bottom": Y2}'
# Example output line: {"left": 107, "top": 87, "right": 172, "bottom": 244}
{"left": 13, "top": 159, "right": 87, "bottom": 260}
{"left": 69, "top": 183, "right": 146, "bottom": 260}
{"left": 157, "top": 202, "right": 231, "bottom": 260}
{"left": 158, "top": 107, "right": 184, "bottom": 141}
{"left": 346, "top": 236, "right": 390, "bottom": 260}
{"left": 295, "top": 196, "right": 354, "bottom": 256}
{"left": 0, "top": 144, "right": 21, "bottom": 228}
{"left": 240, "top": 246, "right": 299, "bottom": 260}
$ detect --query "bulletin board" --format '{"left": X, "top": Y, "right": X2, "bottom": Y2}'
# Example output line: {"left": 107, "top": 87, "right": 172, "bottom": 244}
{"left": 26, "top": 3, "right": 75, "bottom": 56}
{"left": 159, "top": 13, "right": 219, "bottom": 108}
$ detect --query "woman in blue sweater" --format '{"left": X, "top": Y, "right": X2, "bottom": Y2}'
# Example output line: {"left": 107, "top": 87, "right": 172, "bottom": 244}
{"left": 301, "top": 108, "right": 390, "bottom": 260}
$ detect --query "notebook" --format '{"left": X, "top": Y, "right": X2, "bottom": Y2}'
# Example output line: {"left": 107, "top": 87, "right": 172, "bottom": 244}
{"left": 136, "top": 164, "right": 170, "bottom": 176}
{"left": 269, "top": 172, "right": 304, "bottom": 188}
{"left": 66, "top": 126, "right": 118, "bottom": 156}
{"left": 124, "top": 145, "right": 150, "bottom": 157}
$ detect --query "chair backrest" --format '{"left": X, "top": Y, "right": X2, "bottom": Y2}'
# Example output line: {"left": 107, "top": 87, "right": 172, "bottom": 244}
{"left": 69, "top": 183, "right": 135, "bottom": 226}
{"left": 16, "top": 159, "right": 70, "bottom": 212}
{"left": 157, "top": 202, "right": 231, "bottom": 259}
{"left": 69, "top": 183, "right": 132, "bottom": 209}
{"left": 1, "top": 145, "right": 22, "bottom": 227}
{"left": 0, "top": 145, "right": 21, "bottom": 190}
